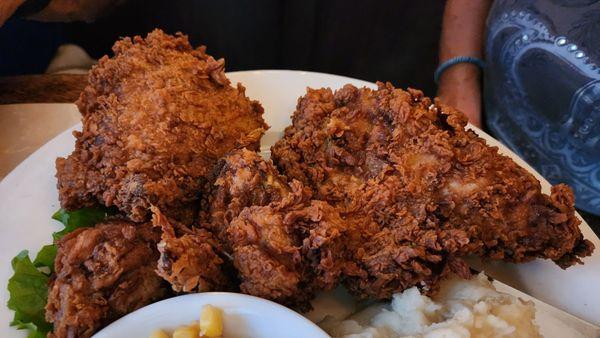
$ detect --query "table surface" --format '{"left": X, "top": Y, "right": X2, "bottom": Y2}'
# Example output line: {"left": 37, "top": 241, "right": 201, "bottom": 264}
{"left": 0, "top": 74, "right": 598, "bottom": 231}
{"left": 0, "top": 74, "right": 84, "bottom": 177}
{"left": 0, "top": 74, "right": 86, "bottom": 105}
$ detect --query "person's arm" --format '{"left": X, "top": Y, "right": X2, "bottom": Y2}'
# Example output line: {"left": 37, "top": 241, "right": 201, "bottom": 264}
{"left": 0, "top": 0, "right": 25, "bottom": 27}
{"left": 0, "top": 0, "right": 123, "bottom": 27}
{"left": 28, "top": 0, "right": 123, "bottom": 23}
{"left": 437, "top": 0, "right": 492, "bottom": 128}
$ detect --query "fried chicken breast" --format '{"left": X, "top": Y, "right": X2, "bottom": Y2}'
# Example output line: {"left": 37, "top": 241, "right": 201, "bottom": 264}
{"left": 46, "top": 220, "right": 167, "bottom": 338}
{"left": 56, "top": 29, "right": 267, "bottom": 223}
{"left": 271, "top": 83, "right": 594, "bottom": 299}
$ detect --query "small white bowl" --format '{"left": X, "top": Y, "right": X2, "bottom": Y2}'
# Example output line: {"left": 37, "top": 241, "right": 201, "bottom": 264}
{"left": 92, "top": 292, "right": 330, "bottom": 338}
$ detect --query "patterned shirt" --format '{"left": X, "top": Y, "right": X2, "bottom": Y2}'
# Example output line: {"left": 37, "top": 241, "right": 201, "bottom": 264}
{"left": 485, "top": 0, "right": 600, "bottom": 215}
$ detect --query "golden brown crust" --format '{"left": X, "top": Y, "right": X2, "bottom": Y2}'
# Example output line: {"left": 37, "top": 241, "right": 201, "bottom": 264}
{"left": 46, "top": 220, "right": 167, "bottom": 338}
{"left": 56, "top": 29, "right": 267, "bottom": 223}
{"left": 200, "top": 149, "right": 353, "bottom": 309}
{"left": 200, "top": 148, "right": 291, "bottom": 242}
{"left": 271, "top": 82, "right": 594, "bottom": 299}
{"left": 227, "top": 186, "right": 352, "bottom": 310}
{"left": 152, "top": 206, "right": 235, "bottom": 293}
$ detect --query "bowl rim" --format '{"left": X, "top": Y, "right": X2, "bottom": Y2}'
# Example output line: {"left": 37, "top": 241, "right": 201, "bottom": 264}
{"left": 93, "top": 291, "right": 330, "bottom": 338}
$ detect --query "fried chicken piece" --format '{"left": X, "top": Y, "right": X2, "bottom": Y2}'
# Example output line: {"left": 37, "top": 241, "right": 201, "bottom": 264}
{"left": 46, "top": 220, "right": 167, "bottom": 338}
{"left": 228, "top": 191, "right": 353, "bottom": 309}
{"left": 200, "top": 149, "right": 353, "bottom": 308}
{"left": 271, "top": 83, "right": 594, "bottom": 299}
{"left": 200, "top": 148, "right": 290, "bottom": 242}
{"left": 152, "top": 206, "right": 234, "bottom": 293}
{"left": 56, "top": 29, "right": 267, "bottom": 223}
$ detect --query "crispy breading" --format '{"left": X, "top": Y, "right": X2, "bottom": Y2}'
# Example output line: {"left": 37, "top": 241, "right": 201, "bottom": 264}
{"left": 152, "top": 206, "right": 234, "bottom": 293}
{"left": 200, "top": 148, "right": 290, "bottom": 242}
{"left": 271, "top": 83, "right": 594, "bottom": 299}
{"left": 199, "top": 149, "right": 354, "bottom": 309}
{"left": 227, "top": 187, "right": 352, "bottom": 309}
{"left": 46, "top": 221, "right": 167, "bottom": 338}
{"left": 56, "top": 29, "right": 267, "bottom": 223}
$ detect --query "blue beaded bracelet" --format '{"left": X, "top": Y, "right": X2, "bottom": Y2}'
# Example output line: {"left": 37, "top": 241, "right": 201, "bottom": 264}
{"left": 434, "top": 56, "right": 486, "bottom": 84}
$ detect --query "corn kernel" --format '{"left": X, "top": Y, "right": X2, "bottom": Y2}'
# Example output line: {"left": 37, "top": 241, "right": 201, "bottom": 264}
{"left": 173, "top": 324, "right": 200, "bottom": 338}
{"left": 200, "top": 304, "right": 223, "bottom": 337}
{"left": 149, "top": 329, "right": 170, "bottom": 338}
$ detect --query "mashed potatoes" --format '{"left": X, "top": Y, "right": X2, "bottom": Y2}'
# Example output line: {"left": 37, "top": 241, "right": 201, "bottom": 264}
{"left": 320, "top": 273, "right": 540, "bottom": 338}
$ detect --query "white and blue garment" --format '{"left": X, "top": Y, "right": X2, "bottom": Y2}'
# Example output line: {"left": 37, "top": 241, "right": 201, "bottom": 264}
{"left": 485, "top": 0, "right": 600, "bottom": 215}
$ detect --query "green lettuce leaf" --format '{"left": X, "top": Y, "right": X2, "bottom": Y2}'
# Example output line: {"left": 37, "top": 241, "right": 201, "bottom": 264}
{"left": 8, "top": 207, "right": 114, "bottom": 337}
{"left": 33, "top": 245, "right": 57, "bottom": 272}
{"left": 7, "top": 251, "right": 52, "bottom": 337}
{"left": 11, "top": 318, "right": 48, "bottom": 338}
{"left": 51, "top": 207, "right": 114, "bottom": 240}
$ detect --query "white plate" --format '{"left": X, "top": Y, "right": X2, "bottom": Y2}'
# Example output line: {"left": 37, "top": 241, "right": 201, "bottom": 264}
{"left": 93, "top": 292, "right": 328, "bottom": 338}
{"left": 0, "top": 70, "right": 599, "bottom": 337}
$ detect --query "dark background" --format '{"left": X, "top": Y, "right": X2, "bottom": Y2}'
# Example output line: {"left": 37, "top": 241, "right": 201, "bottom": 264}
{"left": 0, "top": 0, "right": 445, "bottom": 96}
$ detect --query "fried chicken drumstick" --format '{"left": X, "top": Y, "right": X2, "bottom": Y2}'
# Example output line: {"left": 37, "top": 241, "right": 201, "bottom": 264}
{"left": 56, "top": 29, "right": 267, "bottom": 223}
{"left": 46, "top": 220, "right": 167, "bottom": 338}
{"left": 271, "top": 83, "right": 594, "bottom": 299}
